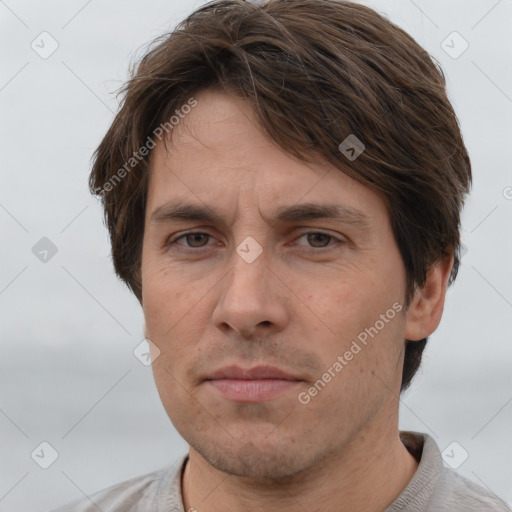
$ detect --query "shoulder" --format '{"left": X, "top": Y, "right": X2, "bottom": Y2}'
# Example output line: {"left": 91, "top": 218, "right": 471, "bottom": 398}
{"left": 389, "top": 432, "right": 511, "bottom": 512}
{"left": 50, "top": 456, "right": 187, "bottom": 512}
{"left": 430, "top": 467, "right": 512, "bottom": 512}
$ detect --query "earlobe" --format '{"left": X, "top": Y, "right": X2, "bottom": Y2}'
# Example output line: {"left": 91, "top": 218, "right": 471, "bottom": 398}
{"left": 404, "top": 253, "right": 454, "bottom": 341}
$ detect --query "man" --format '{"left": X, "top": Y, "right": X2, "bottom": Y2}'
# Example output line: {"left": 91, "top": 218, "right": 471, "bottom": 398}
{"left": 53, "top": 0, "right": 511, "bottom": 510}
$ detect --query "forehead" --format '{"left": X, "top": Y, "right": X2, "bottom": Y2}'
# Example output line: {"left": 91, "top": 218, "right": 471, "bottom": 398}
{"left": 146, "top": 89, "right": 388, "bottom": 227}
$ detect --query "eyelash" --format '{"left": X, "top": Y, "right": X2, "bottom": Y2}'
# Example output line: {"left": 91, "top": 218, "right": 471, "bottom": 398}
{"left": 165, "top": 231, "right": 344, "bottom": 253}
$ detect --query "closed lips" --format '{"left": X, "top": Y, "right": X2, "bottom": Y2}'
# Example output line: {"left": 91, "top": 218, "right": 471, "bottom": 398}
{"left": 206, "top": 365, "right": 302, "bottom": 381}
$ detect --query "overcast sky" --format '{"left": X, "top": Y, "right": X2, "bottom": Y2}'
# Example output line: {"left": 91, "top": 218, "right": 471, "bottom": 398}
{"left": 1, "top": 0, "right": 511, "bottom": 510}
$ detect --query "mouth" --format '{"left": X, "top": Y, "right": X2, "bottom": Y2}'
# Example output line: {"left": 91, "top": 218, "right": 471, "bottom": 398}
{"left": 205, "top": 365, "right": 304, "bottom": 402}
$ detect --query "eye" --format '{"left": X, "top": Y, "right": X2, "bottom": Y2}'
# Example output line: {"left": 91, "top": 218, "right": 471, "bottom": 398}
{"left": 167, "top": 232, "right": 214, "bottom": 250}
{"left": 165, "top": 230, "right": 344, "bottom": 253}
{"left": 294, "top": 231, "right": 343, "bottom": 250}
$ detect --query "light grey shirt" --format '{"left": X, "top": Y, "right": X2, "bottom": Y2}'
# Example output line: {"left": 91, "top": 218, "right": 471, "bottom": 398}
{"left": 52, "top": 431, "right": 511, "bottom": 511}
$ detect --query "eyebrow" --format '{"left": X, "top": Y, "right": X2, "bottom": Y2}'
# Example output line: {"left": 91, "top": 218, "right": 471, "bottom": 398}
{"left": 149, "top": 200, "right": 372, "bottom": 231}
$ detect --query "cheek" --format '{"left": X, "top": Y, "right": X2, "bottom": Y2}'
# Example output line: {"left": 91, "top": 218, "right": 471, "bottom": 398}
{"left": 142, "top": 262, "right": 212, "bottom": 373}
{"left": 301, "top": 276, "right": 405, "bottom": 385}
{"left": 142, "top": 255, "right": 195, "bottom": 330}
{"left": 299, "top": 274, "right": 380, "bottom": 341}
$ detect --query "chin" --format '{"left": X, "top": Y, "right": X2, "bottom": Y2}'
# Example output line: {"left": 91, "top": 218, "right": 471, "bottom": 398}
{"left": 188, "top": 434, "right": 322, "bottom": 480}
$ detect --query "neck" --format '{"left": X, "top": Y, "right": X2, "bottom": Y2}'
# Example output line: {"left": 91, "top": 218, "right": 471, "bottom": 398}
{"left": 181, "top": 416, "right": 419, "bottom": 512}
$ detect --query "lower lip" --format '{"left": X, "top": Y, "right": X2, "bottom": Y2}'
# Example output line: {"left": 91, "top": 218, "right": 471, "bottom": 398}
{"left": 207, "top": 379, "right": 300, "bottom": 402}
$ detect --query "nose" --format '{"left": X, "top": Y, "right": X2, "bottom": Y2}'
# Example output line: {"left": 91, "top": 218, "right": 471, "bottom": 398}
{"left": 212, "top": 244, "right": 289, "bottom": 339}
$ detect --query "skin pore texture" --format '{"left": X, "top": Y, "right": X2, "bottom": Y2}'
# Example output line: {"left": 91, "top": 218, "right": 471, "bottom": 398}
{"left": 141, "top": 88, "right": 453, "bottom": 512}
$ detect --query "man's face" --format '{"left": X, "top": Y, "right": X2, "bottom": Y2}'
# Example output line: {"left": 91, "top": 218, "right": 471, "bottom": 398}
{"left": 141, "top": 89, "right": 410, "bottom": 479}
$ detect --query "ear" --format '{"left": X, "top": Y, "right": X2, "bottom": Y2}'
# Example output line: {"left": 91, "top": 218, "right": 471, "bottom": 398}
{"left": 404, "top": 252, "right": 454, "bottom": 341}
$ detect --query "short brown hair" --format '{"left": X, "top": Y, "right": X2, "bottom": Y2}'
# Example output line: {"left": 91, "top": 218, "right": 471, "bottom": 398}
{"left": 89, "top": 0, "right": 472, "bottom": 392}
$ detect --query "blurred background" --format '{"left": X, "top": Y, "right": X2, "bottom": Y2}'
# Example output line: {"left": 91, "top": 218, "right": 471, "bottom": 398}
{"left": 1, "top": 0, "right": 511, "bottom": 510}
